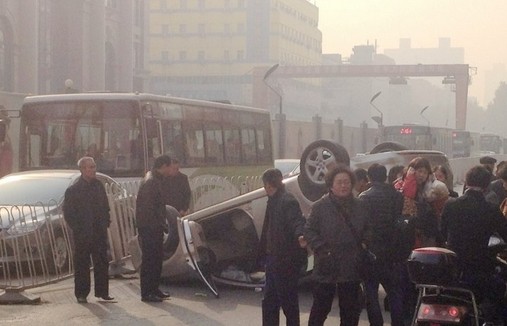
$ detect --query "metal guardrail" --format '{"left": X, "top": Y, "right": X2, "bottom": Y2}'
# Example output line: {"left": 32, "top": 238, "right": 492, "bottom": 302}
{"left": 0, "top": 175, "right": 262, "bottom": 304}
{"left": 190, "top": 175, "right": 263, "bottom": 211}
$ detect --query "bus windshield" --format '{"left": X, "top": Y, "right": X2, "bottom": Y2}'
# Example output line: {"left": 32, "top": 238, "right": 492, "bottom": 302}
{"left": 21, "top": 100, "right": 143, "bottom": 177}
{"left": 480, "top": 134, "right": 502, "bottom": 154}
{"left": 382, "top": 125, "right": 432, "bottom": 150}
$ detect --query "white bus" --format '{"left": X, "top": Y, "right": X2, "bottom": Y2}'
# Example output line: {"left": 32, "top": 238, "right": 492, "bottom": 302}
{"left": 19, "top": 93, "right": 273, "bottom": 208}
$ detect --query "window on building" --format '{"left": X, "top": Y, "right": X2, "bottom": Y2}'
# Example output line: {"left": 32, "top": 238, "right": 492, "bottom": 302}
{"left": 198, "top": 51, "right": 205, "bottom": 62}
{"left": 224, "top": 24, "right": 230, "bottom": 34}
{"left": 0, "top": 31, "right": 5, "bottom": 90}
{"left": 198, "top": 0, "right": 205, "bottom": 9}
{"left": 237, "top": 23, "right": 244, "bottom": 33}
{"left": 162, "top": 25, "right": 169, "bottom": 35}
{"left": 198, "top": 24, "right": 205, "bottom": 35}
{"left": 179, "top": 51, "right": 187, "bottom": 61}
{"left": 161, "top": 51, "right": 169, "bottom": 62}
{"left": 179, "top": 24, "right": 186, "bottom": 33}
{"left": 236, "top": 50, "right": 244, "bottom": 61}
{"left": 237, "top": 0, "right": 245, "bottom": 8}
{"left": 224, "top": 50, "right": 230, "bottom": 61}
{"left": 105, "top": 0, "right": 117, "bottom": 8}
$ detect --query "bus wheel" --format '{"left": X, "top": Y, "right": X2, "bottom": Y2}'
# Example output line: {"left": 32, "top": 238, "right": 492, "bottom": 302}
{"left": 298, "top": 140, "right": 349, "bottom": 201}
{"left": 369, "top": 141, "right": 408, "bottom": 154}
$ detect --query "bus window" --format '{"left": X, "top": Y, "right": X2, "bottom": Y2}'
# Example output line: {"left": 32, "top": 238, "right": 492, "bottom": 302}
{"left": 256, "top": 127, "right": 272, "bottom": 163}
{"left": 224, "top": 128, "right": 240, "bottom": 164}
{"left": 241, "top": 128, "right": 256, "bottom": 163}
{"left": 161, "top": 121, "right": 184, "bottom": 161}
{"left": 184, "top": 123, "right": 205, "bottom": 165}
{"left": 205, "top": 125, "right": 224, "bottom": 164}
{"left": 145, "top": 118, "right": 162, "bottom": 169}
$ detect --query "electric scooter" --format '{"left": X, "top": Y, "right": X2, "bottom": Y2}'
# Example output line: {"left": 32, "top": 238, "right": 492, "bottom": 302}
{"left": 407, "top": 236, "right": 507, "bottom": 326}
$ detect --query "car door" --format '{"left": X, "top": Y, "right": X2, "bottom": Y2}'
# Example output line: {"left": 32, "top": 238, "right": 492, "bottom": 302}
{"left": 178, "top": 216, "right": 220, "bottom": 297}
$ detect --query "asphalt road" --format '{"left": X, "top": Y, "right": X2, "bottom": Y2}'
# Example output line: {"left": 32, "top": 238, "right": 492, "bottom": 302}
{"left": 0, "top": 274, "right": 389, "bottom": 325}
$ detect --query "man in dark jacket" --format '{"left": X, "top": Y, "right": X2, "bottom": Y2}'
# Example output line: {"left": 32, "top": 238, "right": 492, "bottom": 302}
{"left": 162, "top": 158, "right": 191, "bottom": 216}
{"left": 258, "top": 168, "right": 306, "bottom": 326}
{"left": 489, "top": 163, "right": 507, "bottom": 205}
{"left": 358, "top": 163, "right": 404, "bottom": 326}
{"left": 63, "top": 156, "right": 113, "bottom": 303}
{"left": 441, "top": 165, "right": 507, "bottom": 324}
{"left": 136, "top": 155, "right": 177, "bottom": 302}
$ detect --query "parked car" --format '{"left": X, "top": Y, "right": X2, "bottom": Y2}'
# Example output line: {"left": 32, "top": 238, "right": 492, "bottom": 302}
{"left": 0, "top": 170, "right": 125, "bottom": 274}
{"left": 130, "top": 140, "right": 454, "bottom": 297}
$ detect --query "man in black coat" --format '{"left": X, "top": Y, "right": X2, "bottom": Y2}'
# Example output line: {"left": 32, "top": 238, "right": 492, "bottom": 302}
{"left": 63, "top": 156, "right": 113, "bottom": 303}
{"left": 136, "top": 155, "right": 177, "bottom": 302}
{"left": 489, "top": 163, "right": 507, "bottom": 205}
{"left": 358, "top": 163, "right": 405, "bottom": 326}
{"left": 258, "top": 168, "right": 306, "bottom": 326}
{"left": 162, "top": 158, "right": 191, "bottom": 216}
{"left": 441, "top": 165, "right": 507, "bottom": 324}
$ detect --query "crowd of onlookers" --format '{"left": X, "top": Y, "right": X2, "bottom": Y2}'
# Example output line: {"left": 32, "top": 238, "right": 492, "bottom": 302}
{"left": 259, "top": 154, "right": 507, "bottom": 326}
{"left": 63, "top": 152, "right": 507, "bottom": 325}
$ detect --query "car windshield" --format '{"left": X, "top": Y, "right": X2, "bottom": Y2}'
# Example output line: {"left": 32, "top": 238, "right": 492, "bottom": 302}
{"left": 0, "top": 177, "right": 71, "bottom": 206}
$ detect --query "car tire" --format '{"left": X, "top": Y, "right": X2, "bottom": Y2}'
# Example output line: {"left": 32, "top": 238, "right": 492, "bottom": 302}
{"left": 369, "top": 141, "right": 408, "bottom": 154}
{"left": 297, "top": 140, "right": 350, "bottom": 201}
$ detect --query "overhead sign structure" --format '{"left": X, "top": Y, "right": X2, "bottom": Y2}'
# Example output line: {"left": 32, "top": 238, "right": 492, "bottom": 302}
{"left": 253, "top": 64, "right": 470, "bottom": 130}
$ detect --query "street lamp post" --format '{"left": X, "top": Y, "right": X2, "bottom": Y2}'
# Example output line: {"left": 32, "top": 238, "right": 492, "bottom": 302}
{"left": 420, "top": 106, "right": 430, "bottom": 126}
{"left": 369, "top": 91, "right": 383, "bottom": 128}
{"left": 263, "top": 64, "right": 285, "bottom": 158}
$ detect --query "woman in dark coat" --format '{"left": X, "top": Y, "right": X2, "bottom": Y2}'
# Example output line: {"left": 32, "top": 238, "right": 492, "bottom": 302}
{"left": 304, "top": 164, "right": 368, "bottom": 326}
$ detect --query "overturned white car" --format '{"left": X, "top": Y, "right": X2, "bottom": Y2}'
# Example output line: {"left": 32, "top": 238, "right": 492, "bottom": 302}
{"left": 130, "top": 140, "right": 453, "bottom": 297}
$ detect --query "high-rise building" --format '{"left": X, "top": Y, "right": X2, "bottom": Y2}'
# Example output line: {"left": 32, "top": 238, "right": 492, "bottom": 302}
{"left": 384, "top": 38, "right": 464, "bottom": 65}
{"left": 0, "top": 0, "right": 146, "bottom": 96}
{"left": 484, "top": 63, "right": 507, "bottom": 105}
{"left": 148, "top": 0, "right": 322, "bottom": 116}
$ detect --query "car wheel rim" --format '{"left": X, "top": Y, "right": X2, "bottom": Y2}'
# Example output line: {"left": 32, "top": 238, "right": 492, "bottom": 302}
{"left": 53, "top": 236, "right": 68, "bottom": 269}
{"left": 303, "top": 146, "right": 335, "bottom": 184}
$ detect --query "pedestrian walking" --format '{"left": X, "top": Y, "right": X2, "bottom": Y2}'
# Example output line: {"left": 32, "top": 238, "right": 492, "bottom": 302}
{"left": 63, "top": 156, "right": 114, "bottom": 303}
{"left": 258, "top": 168, "right": 307, "bottom": 326}
{"left": 305, "top": 164, "right": 368, "bottom": 326}
{"left": 136, "top": 154, "right": 177, "bottom": 302}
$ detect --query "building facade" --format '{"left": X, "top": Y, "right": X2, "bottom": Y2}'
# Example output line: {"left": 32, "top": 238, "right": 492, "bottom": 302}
{"left": 0, "top": 0, "right": 147, "bottom": 97}
{"left": 148, "top": 0, "right": 322, "bottom": 117}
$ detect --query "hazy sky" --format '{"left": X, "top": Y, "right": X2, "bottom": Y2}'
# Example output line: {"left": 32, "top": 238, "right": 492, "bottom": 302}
{"left": 316, "top": 0, "right": 507, "bottom": 106}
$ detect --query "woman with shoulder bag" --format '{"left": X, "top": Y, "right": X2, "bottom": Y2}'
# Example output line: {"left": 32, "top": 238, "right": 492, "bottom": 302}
{"left": 304, "top": 164, "right": 368, "bottom": 326}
